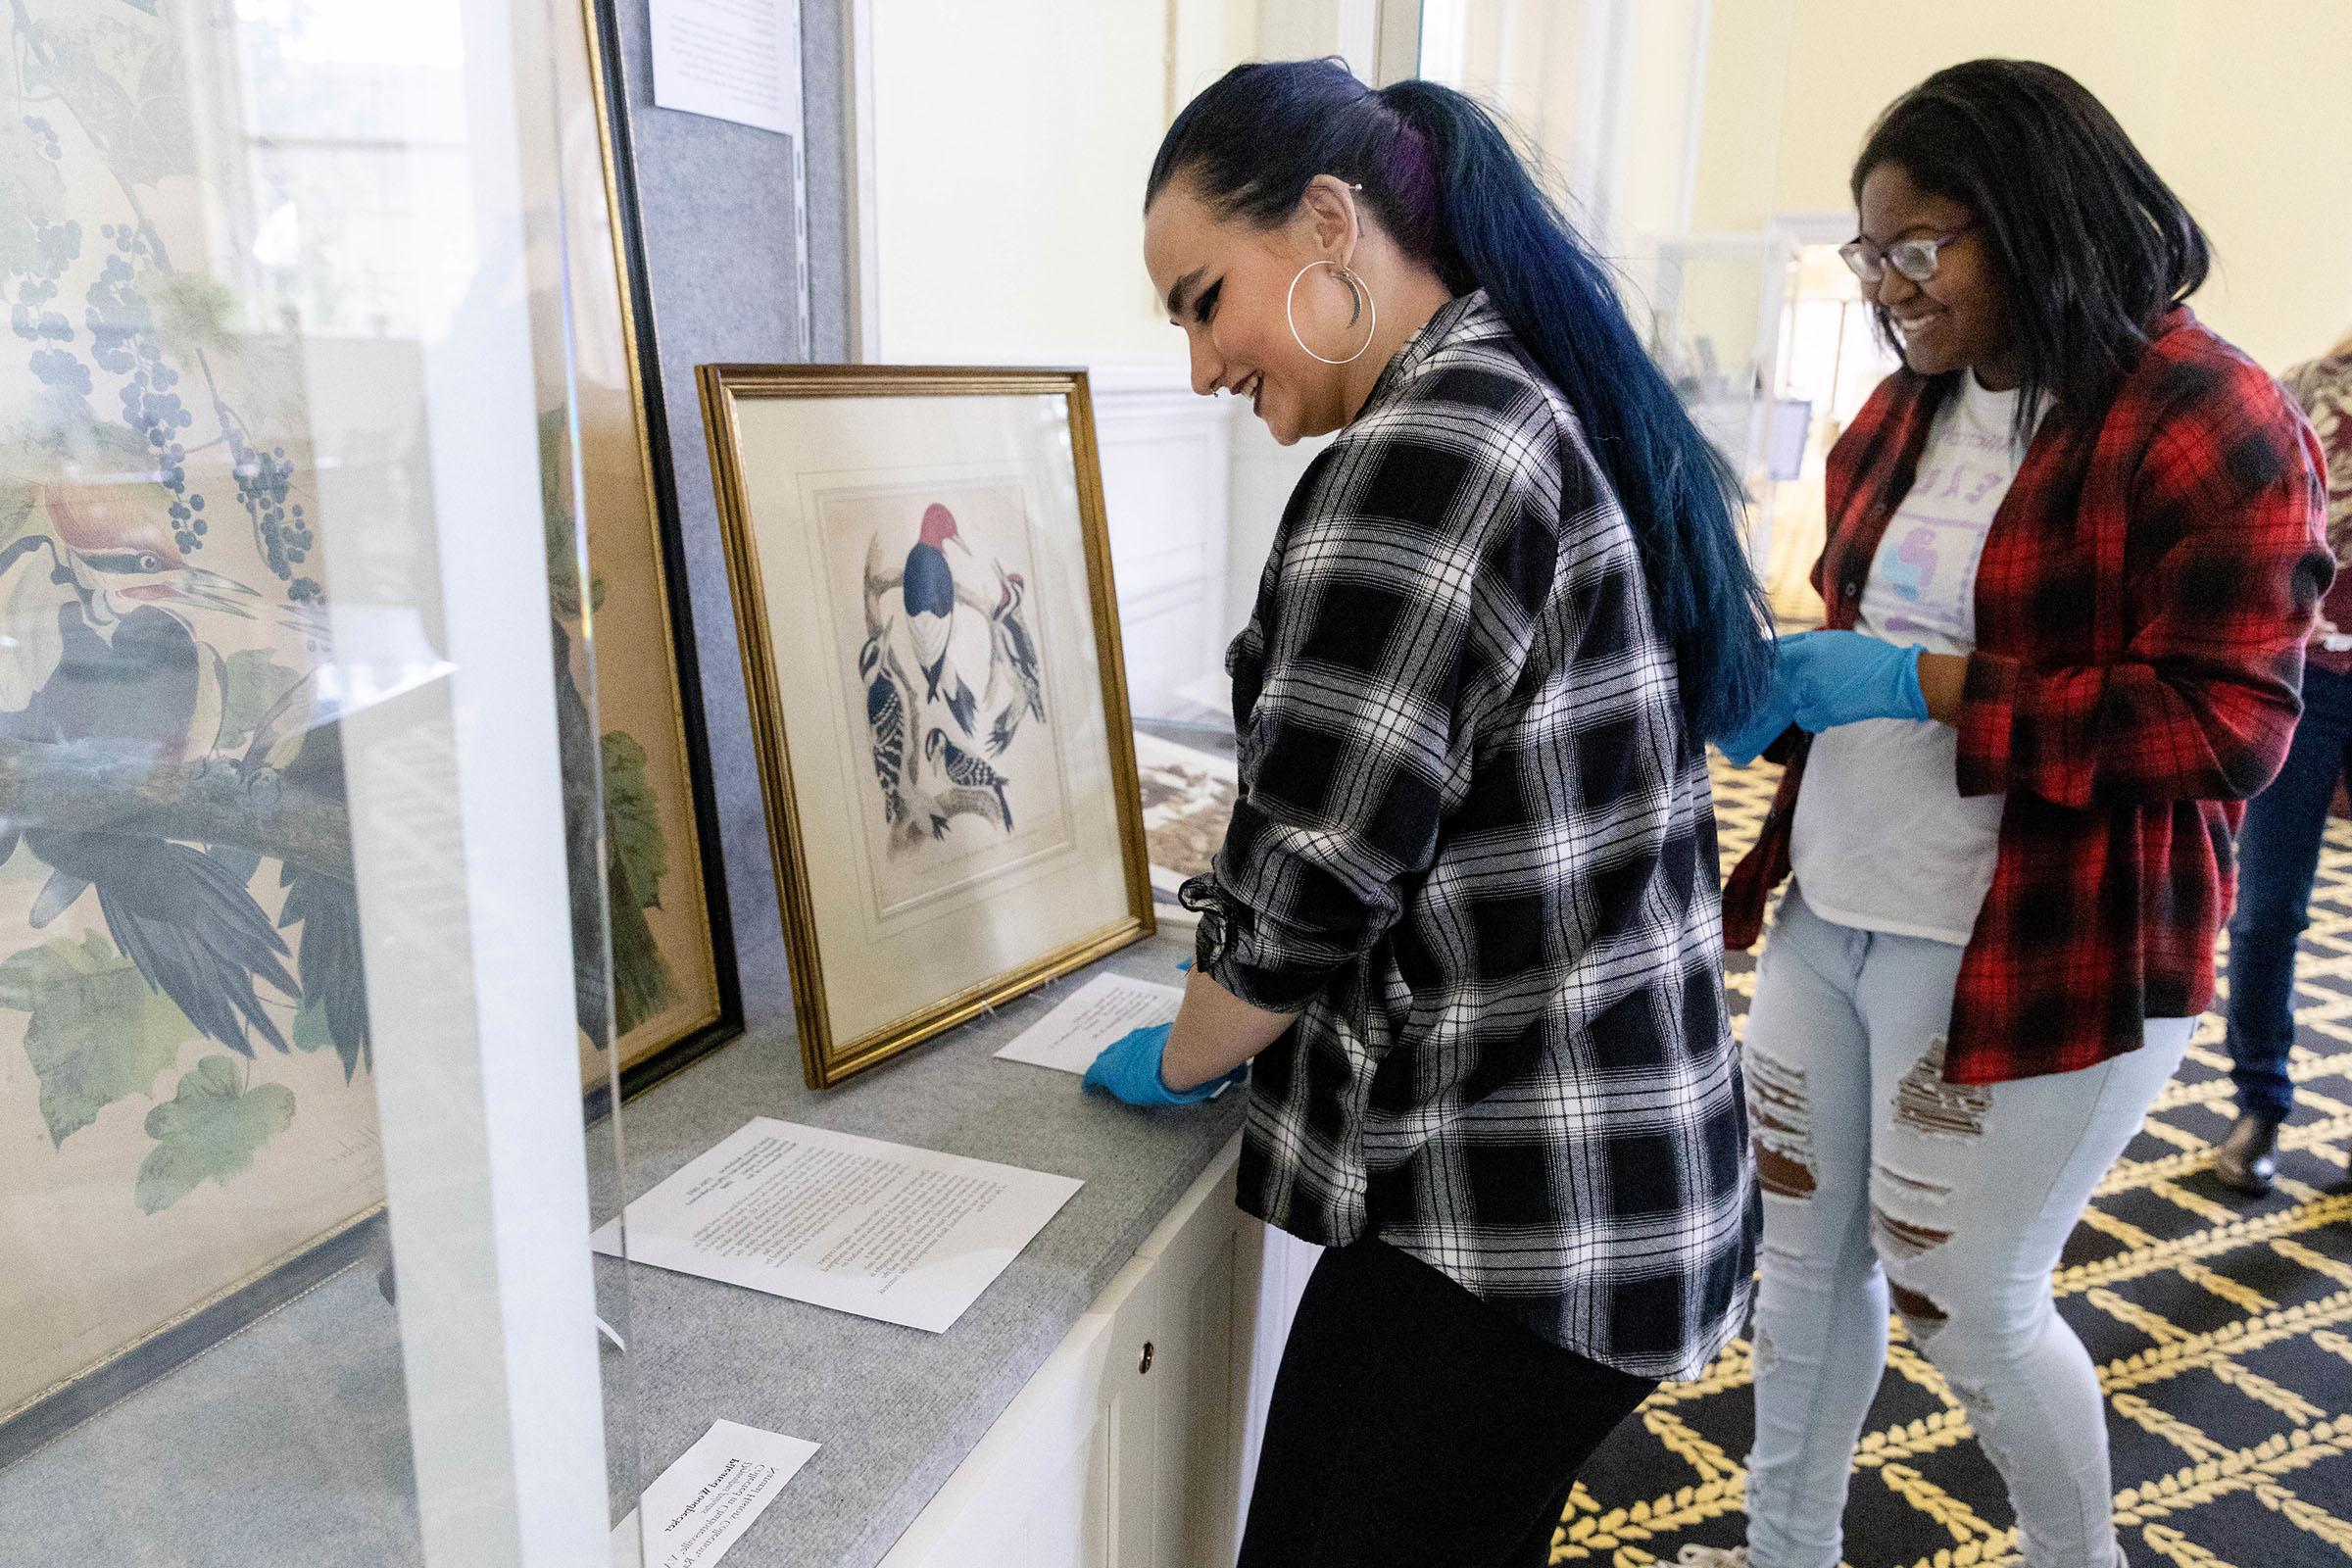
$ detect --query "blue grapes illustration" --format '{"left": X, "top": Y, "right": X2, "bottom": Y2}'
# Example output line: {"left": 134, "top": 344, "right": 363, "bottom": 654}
{"left": 13, "top": 114, "right": 324, "bottom": 631}
{"left": 231, "top": 430, "right": 313, "bottom": 588}
{"left": 14, "top": 124, "right": 87, "bottom": 423}
{"left": 89, "top": 222, "right": 207, "bottom": 557}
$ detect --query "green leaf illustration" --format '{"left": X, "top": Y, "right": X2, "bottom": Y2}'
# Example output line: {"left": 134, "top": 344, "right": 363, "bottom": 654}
{"left": 541, "top": 409, "right": 585, "bottom": 621}
{"left": 149, "top": 270, "right": 235, "bottom": 353}
{"left": 535, "top": 409, "right": 609, "bottom": 622}
{"left": 291, "top": 996, "right": 331, "bottom": 1054}
{"left": 0, "top": 434, "right": 42, "bottom": 543}
{"left": 0, "top": 127, "right": 66, "bottom": 278}
{"left": 126, "top": 35, "right": 195, "bottom": 189}
{"left": 135, "top": 1056, "right": 295, "bottom": 1214}
{"left": 0, "top": 932, "right": 197, "bottom": 1146}
{"left": 30, "top": 22, "right": 192, "bottom": 192}
{"left": 215, "top": 649, "right": 302, "bottom": 751}
{"left": 600, "top": 730, "right": 677, "bottom": 1037}
{"left": 600, "top": 730, "right": 668, "bottom": 908}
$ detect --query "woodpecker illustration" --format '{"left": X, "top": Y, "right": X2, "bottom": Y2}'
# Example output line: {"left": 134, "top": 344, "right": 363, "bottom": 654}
{"left": 925, "top": 726, "right": 1011, "bottom": 832}
{"left": 0, "top": 487, "right": 300, "bottom": 1055}
{"left": 984, "top": 570, "right": 1046, "bottom": 757}
{"left": 903, "top": 502, "right": 978, "bottom": 735}
{"left": 858, "top": 632, "right": 909, "bottom": 827}
{"left": 239, "top": 666, "right": 368, "bottom": 1079}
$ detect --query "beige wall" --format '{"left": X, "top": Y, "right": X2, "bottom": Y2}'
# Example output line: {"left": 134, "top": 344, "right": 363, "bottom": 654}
{"left": 870, "top": 0, "right": 1260, "bottom": 364}
{"left": 869, "top": 2, "right": 2352, "bottom": 369}
{"left": 1429, "top": 0, "right": 1593, "bottom": 195}
{"left": 1690, "top": 0, "right": 2352, "bottom": 371}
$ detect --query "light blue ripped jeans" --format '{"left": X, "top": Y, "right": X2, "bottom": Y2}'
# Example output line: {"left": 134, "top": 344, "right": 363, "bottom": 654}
{"left": 1740, "top": 890, "right": 2192, "bottom": 1568}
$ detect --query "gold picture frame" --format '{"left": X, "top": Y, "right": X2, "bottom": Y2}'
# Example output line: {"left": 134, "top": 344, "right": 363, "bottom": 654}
{"left": 699, "top": 366, "right": 1154, "bottom": 1088}
{"left": 559, "top": 0, "right": 741, "bottom": 1102}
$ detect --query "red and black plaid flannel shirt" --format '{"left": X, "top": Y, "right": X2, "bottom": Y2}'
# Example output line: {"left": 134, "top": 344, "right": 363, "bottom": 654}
{"left": 1725, "top": 309, "right": 2330, "bottom": 1085}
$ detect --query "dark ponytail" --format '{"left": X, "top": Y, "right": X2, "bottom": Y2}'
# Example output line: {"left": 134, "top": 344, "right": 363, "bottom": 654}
{"left": 1147, "top": 60, "right": 1772, "bottom": 742}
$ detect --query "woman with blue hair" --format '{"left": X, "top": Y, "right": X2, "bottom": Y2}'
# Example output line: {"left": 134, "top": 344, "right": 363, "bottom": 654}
{"left": 1083, "top": 58, "right": 1773, "bottom": 1567}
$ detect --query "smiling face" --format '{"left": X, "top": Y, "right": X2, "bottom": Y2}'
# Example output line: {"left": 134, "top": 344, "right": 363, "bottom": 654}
{"left": 1143, "top": 174, "right": 1365, "bottom": 445}
{"left": 1855, "top": 161, "right": 2017, "bottom": 388}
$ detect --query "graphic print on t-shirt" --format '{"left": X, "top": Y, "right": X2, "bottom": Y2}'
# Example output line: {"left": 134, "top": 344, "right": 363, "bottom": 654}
{"left": 1860, "top": 407, "right": 2018, "bottom": 652}
{"left": 1787, "top": 375, "right": 2032, "bottom": 946}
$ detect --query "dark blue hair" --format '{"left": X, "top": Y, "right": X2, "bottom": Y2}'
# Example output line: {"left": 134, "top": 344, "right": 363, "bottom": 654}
{"left": 1147, "top": 61, "right": 1771, "bottom": 742}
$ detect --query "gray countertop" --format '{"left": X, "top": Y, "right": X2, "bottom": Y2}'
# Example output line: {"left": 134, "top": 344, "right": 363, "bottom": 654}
{"left": 0, "top": 932, "right": 1245, "bottom": 1568}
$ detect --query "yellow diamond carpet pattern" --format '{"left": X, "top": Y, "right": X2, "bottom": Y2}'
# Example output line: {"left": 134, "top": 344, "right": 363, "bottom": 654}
{"left": 1559, "top": 758, "right": 2352, "bottom": 1567}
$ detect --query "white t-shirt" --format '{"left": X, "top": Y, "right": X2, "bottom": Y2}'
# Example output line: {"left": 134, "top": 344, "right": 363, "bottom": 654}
{"left": 1789, "top": 373, "right": 2034, "bottom": 945}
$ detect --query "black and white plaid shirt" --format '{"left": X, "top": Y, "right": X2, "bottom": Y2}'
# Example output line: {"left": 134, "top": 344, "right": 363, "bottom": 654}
{"left": 1183, "top": 292, "right": 1754, "bottom": 1380}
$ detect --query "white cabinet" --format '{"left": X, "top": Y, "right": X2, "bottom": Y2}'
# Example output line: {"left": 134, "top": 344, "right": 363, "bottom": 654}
{"left": 1139, "top": 1148, "right": 1251, "bottom": 1568}
{"left": 879, "top": 1135, "right": 1315, "bottom": 1568}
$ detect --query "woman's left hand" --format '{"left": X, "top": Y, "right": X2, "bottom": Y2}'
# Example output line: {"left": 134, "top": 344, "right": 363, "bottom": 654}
{"left": 1783, "top": 629, "right": 1931, "bottom": 730}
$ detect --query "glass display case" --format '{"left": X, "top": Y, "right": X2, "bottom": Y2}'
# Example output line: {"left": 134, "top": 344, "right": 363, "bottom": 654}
{"left": 0, "top": 0, "right": 644, "bottom": 1559}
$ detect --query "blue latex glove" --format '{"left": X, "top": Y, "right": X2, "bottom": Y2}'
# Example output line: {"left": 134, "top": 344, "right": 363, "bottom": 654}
{"left": 1714, "top": 688, "right": 1792, "bottom": 766}
{"left": 1716, "top": 632, "right": 1840, "bottom": 764}
{"left": 1784, "top": 630, "right": 1929, "bottom": 731}
{"left": 1713, "top": 637, "right": 1806, "bottom": 766}
{"left": 1082, "top": 1022, "right": 1242, "bottom": 1107}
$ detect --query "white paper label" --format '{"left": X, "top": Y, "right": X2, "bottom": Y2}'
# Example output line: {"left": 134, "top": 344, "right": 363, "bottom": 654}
{"left": 649, "top": 0, "right": 803, "bottom": 137}
{"left": 993, "top": 973, "right": 1186, "bottom": 1076}
{"left": 592, "top": 1119, "right": 1082, "bottom": 1333}
{"left": 611, "top": 1419, "right": 817, "bottom": 1568}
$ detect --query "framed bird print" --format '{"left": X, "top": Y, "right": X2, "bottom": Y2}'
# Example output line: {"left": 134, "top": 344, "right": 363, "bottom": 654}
{"left": 0, "top": 0, "right": 733, "bottom": 1461}
{"left": 550, "top": 0, "right": 740, "bottom": 1104}
{"left": 699, "top": 366, "right": 1154, "bottom": 1088}
{"left": 0, "top": 0, "right": 400, "bottom": 1452}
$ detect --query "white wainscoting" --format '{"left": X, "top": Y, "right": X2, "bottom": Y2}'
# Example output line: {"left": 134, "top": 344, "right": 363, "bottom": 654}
{"left": 1088, "top": 360, "right": 1234, "bottom": 720}
{"left": 1087, "top": 360, "right": 1330, "bottom": 722}
{"left": 1223, "top": 414, "right": 1330, "bottom": 645}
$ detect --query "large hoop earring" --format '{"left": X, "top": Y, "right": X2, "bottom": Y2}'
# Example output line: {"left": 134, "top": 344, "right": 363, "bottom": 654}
{"left": 1286, "top": 260, "right": 1378, "bottom": 367}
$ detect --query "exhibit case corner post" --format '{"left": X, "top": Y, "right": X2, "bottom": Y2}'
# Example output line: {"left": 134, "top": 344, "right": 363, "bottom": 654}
{"left": 0, "top": 0, "right": 636, "bottom": 1560}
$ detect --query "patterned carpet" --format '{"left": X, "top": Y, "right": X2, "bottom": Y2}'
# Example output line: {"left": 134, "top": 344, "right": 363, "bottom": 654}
{"left": 1558, "top": 758, "right": 2352, "bottom": 1566}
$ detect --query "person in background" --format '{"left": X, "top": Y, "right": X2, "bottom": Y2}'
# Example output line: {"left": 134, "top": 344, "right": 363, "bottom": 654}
{"left": 1684, "top": 60, "right": 2328, "bottom": 1568}
{"left": 2212, "top": 327, "right": 2352, "bottom": 1195}
{"left": 1091, "top": 58, "right": 1776, "bottom": 1568}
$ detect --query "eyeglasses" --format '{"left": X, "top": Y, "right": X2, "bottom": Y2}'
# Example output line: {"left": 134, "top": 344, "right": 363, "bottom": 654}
{"left": 1838, "top": 222, "right": 1972, "bottom": 285}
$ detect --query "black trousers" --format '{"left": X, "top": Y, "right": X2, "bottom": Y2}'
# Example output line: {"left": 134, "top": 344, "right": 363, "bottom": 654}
{"left": 1236, "top": 1238, "right": 1657, "bottom": 1568}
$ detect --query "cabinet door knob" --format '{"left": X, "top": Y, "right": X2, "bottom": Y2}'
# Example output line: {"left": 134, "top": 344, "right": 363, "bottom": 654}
{"left": 1139, "top": 1341, "right": 1154, "bottom": 1375}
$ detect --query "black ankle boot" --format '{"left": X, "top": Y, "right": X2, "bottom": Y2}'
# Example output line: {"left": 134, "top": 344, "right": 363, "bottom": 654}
{"left": 2212, "top": 1111, "right": 2283, "bottom": 1196}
